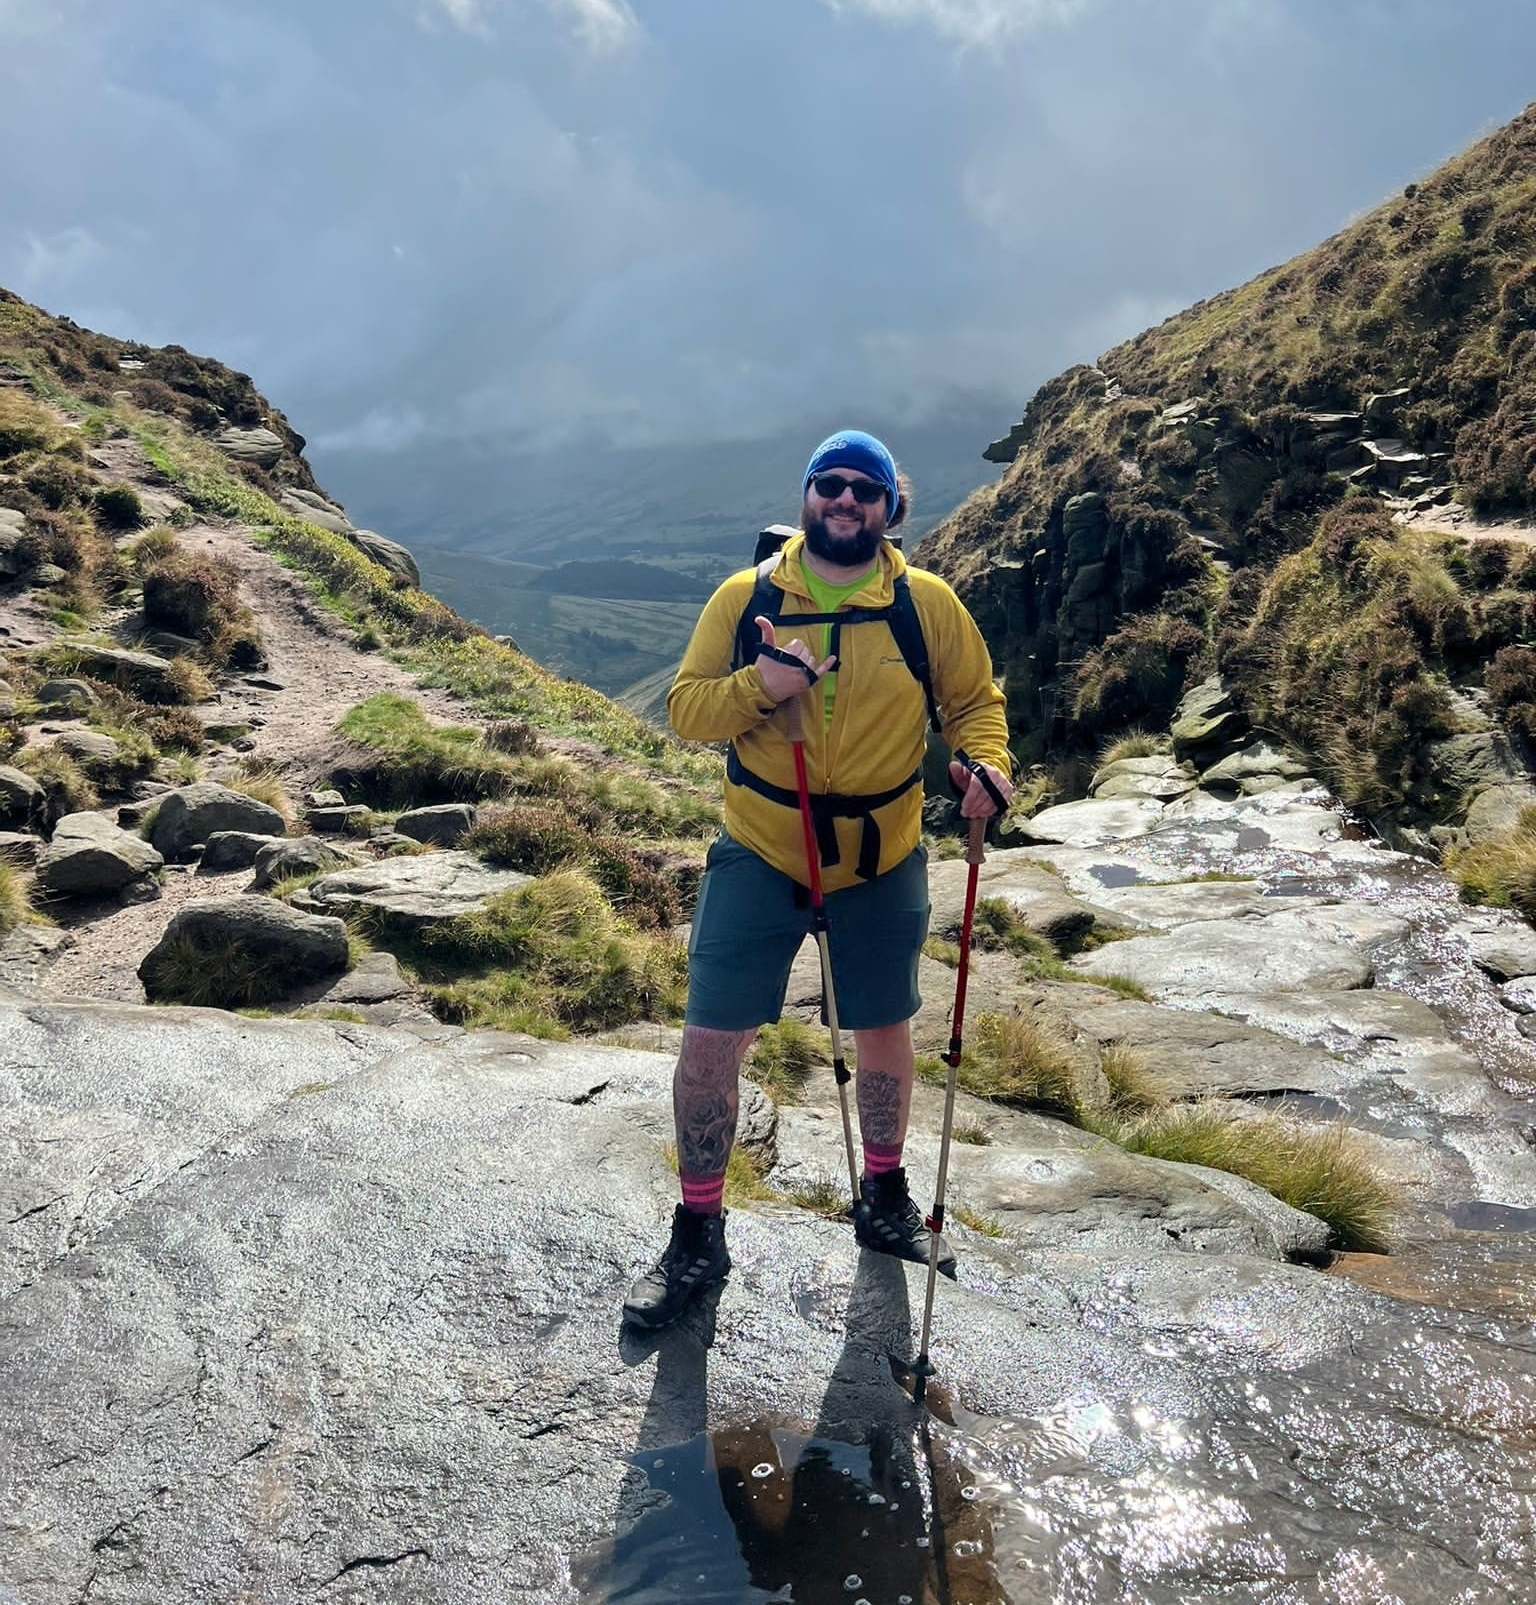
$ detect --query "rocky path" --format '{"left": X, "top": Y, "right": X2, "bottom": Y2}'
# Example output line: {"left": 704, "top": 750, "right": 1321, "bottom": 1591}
{"left": 188, "top": 519, "right": 469, "bottom": 784}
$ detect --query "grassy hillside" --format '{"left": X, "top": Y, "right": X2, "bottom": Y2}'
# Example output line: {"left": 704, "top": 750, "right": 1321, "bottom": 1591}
{"left": 922, "top": 101, "right": 1536, "bottom": 825}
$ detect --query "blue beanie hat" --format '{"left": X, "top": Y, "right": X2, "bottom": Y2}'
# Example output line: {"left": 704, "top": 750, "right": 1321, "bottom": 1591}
{"left": 803, "top": 430, "right": 899, "bottom": 515}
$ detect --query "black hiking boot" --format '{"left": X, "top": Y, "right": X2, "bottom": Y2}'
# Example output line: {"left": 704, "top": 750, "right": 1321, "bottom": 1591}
{"left": 623, "top": 1205, "right": 731, "bottom": 1330}
{"left": 853, "top": 1168, "right": 956, "bottom": 1277}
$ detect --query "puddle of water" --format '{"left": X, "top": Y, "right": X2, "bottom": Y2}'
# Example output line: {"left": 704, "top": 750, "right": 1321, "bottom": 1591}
{"left": 1087, "top": 864, "right": 1144, "bottom": 888}
{"left": 1443, "top": 1199, "right": 1536, "bottom": 1234}
{"left": 576, "top": 1422, "right": 1007, "bottom": 1603}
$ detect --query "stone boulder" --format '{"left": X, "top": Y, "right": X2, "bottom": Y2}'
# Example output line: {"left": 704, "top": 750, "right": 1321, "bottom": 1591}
{"left": 0, "top": 507, "right": 28, "bottom": 576}
{"left": 48, "top": 644, "right": 183, "bottom": 703}
{"left": 929, "top": 849, "right": 1119, "bottom": 948}
{"left": 350, "top": 530, "right": 421, "bottom": 588}
{"left": 1200, "top": 740, "right": 1313, "bottom": 796}
{"left": 138, "top": 896, "right": 349, "bottom": 1005}
{"left": 279, "top": 488, "right": 352, "bottom": 534}
{"left": 200, "top": 831, "right": 285, "bottom": 872}
{"left": 1170, "top": 677, "right": 1249, "bottom": 762}
{"left": 35, "top": 812, "right": 164, "bottom": 898}
{"left": 395, "top": 803, "right": 476, "bottom": 847}
{"left": 1457, "top": 918, "right": 1536, "bottom": 983}
{"left": 213, "top": 426, "right": 283, "bottom": 468}
{"left": 307, "top": 804, "right": 371, "bottom": 835}
{"left": 0, "top": 830, "right": 42, "bottom": 869}
{"left": 1089, "top": 756, "right": 1197, "bottom": 802}
{"left": 249, "top": 836, "right": 362, "bottom": 891}
{"left": 1464, "top": 782, "right": 1536, "bottom": 844}
{"left": 51, "top": 730, "right": 124, "bottom": 775}
{"left": 1014, "top": 796, "right": 1167, "bottom": 847}
{"left": 147, "top": 783, "right": 288, "bottom": 861}
{"left": 33, "top": 678, "right": 97, "bottom": 715}
{"left": 299, "top": 852, "right": 532, "bottom": 930}
{"left": 0, "top": 766, "right": 46, "bottom": 830}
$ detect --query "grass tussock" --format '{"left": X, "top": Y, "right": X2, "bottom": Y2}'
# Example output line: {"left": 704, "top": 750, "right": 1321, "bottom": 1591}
{"left": 401, "top": 869, "right": 687, "bottom": 1036}
{"left": 1112, "top": 1102, "right": 1398, "bottom": 1253}
{"left": 920, "top": 1010, "right": 1395, "bottom": 1251}
{"left": 952, "top": 1204, "right": 1006, "bottom": 1238}
{"left": 14, "top": 744, "right": 98, "bottom": 820}
{"left": 1444, "top": 805, "right": 1536, "bottom": 921}
{"left": 746, "top": 1020, "right": 830, "bottom": 1105}
{"left": 0, "top": 861, "right": 33, "bottom": 934}
{"left": 224, "top": 761, "right": 297, "bottom": 830}
{"left": 334, "top": 692, "right": 518, "bottom": 805}
{"left": 142, "top": 930, "right": 289, "bottom": 1009}
{"left": 1097, "top": 730, "right": 1171, "bottom": 765}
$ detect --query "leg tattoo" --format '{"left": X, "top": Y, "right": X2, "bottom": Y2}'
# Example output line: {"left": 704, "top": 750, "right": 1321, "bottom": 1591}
{"left": 674, "top": 1025, "right": 755, "bottom": 1183}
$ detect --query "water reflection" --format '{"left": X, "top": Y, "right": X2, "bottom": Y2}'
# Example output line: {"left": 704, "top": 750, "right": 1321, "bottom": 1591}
{"left": 583, "top": 1250, "right": 1006, "bottom": 1602}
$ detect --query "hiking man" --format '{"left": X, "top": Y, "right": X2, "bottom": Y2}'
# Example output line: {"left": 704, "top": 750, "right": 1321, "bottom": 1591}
{"left": 623, "top": 429, "right": 1012, "bottom": 1330}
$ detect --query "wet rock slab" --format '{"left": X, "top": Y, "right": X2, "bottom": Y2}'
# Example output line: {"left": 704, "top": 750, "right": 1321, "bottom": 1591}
{"left": 4, "top": 997, "right": 1534, "bottom": 1602}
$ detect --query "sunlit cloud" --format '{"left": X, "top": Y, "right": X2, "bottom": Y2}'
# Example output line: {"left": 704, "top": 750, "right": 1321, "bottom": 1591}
{"left": 422, "top": 0, "right": 638, "bottom": 51}
{"left": 818, "top": 0, "right": 1100, "bottom": 45}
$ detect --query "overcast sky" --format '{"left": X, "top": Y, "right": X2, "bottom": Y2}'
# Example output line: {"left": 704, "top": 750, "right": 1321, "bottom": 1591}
{"left": 2, "top": 0, "right": 1534, "bottom": 462}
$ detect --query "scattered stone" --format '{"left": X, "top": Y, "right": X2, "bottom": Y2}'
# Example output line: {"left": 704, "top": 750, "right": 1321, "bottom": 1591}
{"left": 200, "top": 831, "right": 285, "bottom": 872}
{"left": 142, "top": 629, "right": 200, "bottom": 658}
{"left": 306, "top": 789, "right": 345, "bottom": 809}
{"left": 213, "top": 425, "right": 284, "bottom": 468}
{"left": 1091, "top": 757, "right": 1197, "bottom": 802}
{"left": 0, "top": 766, "right": 46, "bottom": 830}
{"left": 280, "top": 488, "right": 352, "bottom": 534}
{"left": 147, "top": 783, "right": 288, "bottom": 861}
{"left": 396, "top": 803, "right": 477, "bottom": 847}
{"left": 0, "top": 831, "right": 41, "bottom": 868}
{"left": 1169, "top": 677, "right": 1248, "bottom": 761}
{"left": 45, "top": 643, "right": 182, "bottom": 702}
{"left": 1014, "top": 796, "right": 1166, "bottom": 846}
{"left": 52, "top": 729, "right": 122, "bottom": 767}
{"left": 35, "top": 812, "right": 164, "bottom": 897}
{"left": 34, "top": 678, "right": 97, "bottom": 714}
{"left": 1498, "top": 978, "right": 1536, "bottom": 1015}
{"left": 242, "top": 675, "right": 286, "bottom": 692}
{"left": 930, "top": 850, "right": 1118, "bottom": 947}
{"left": 1073, "top": 913, "right": 1374, "bottom": 996}
{"left": 0, "top": 924, "right": 73, "bottom": 988}
{"left": 350, "top": 530, "right": 421, "bottom": 588}
{"left": 317, "top": 950, "right": 412, "bottom": 1005}
{"left": 32, "top": 562, "right": 67, "bottom": 585}
{"left": 249, "top": 836, "right": 362, "bottom": 891}
{"left": 138, "top": 896, "right": 349, "bottom": 1004}
{"left": 307, "top": 804, "right": 372, "bottom": 835}
{"left": 1200, "top": 740, "right": 1312, "bottom": 795}
{"left": 117, "top": 877, "right": 163, "bottom": 906}
{"left": 1458, "top": 920, "right": 1536, "bottom": 983}
{"left": 300, "top": 852, "right": 532, "bottom": 930}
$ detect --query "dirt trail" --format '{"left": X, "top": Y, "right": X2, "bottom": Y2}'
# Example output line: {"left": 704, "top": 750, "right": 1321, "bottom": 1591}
{"left": 1390, "top": 498, "right": 1536, "bottom": 547}
{"left": 185, "top": 520, "right": 471, "bottom": 783}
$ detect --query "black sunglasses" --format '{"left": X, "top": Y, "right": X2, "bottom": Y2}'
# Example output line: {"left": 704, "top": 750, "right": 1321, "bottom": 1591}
{"left": 810, "top": 473, "right": 887, "bottom": 505}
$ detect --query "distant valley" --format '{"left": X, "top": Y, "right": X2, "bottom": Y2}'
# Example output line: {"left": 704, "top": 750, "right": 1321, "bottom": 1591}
{"left": 312, "top": 404, "right": 1007, "bottom": 699}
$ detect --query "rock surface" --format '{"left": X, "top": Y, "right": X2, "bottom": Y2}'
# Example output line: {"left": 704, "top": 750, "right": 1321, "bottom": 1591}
{"left": 2, "top": 997, "right": 1534, "bottom": 1602}
{"left": 137, "top": 895, "right": 349, "bottom": 1003}
{"left": 34, "top": 811, "right": 164, "bottom": 897}
{"left": 148, "top": 783, "right": 288, "bottom": 860}
{"left": 300, "top": 851, "right": 532, "bottom": 927}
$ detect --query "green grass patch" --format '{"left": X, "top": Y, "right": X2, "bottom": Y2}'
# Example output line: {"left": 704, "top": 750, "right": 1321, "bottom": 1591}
{"left": 952, "top": 1204, "right": 1006, "bottom": 1238}
{"left": 1109, "top": 1103, "right": 1397, "bottom": 1252}
{"left": 1445, "top": 806, "right": 1536, "bottom": 921}
{"left": 0, "top": 861, "right": 34, "bottom": 934}
{"left": 383, "top": 869, "right": 686, "bottom": 1036}
{"left": 745, "top": 1020, "right": 830, "bottom": 1105}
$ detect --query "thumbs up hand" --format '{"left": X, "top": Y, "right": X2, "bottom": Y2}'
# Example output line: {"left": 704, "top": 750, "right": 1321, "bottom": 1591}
{"left": 754, "top": 616, "right": 837, "bottom": 705}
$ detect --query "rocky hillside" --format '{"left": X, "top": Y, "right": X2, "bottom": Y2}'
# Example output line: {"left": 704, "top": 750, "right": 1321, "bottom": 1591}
{"left": 923, "top": 102, "right": 1536, "bottom": 849}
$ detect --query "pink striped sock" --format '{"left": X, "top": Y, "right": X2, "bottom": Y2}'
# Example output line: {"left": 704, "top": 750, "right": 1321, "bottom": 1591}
{"left": 862, "top": 1139, "right": 903, "bottom": 1177}
{"left": 680, "top": 1172, "right": 725, "bottom": 1216}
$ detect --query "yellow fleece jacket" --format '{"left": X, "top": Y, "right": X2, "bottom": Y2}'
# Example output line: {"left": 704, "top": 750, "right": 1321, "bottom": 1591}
{"left": 668, "top": 534, "right": 1011, "bottom": 891}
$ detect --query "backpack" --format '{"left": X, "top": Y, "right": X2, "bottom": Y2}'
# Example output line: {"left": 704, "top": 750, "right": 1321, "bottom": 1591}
{"left": 729, "top": 526, "right": 941, "bottom": 734}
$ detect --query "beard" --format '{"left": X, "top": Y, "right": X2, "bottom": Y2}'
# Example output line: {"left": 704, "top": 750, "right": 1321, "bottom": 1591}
{"left": 802, "top": 509, "right": 884, "bottom": 568}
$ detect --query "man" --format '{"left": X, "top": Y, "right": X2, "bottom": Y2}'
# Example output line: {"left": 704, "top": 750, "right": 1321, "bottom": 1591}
{"left": 623, "top": 429, "right": 1012, "bottom": 1331}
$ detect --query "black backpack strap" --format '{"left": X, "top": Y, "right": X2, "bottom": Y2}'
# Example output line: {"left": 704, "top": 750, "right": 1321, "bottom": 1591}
{"left": 733, "top": 554, "right": 785, "bottom": 672}
{"left": 887, "top": 573, "right": 942, "bottom": 734}
{"left": 726, "top": 747, "right": 923, "bottom": 880}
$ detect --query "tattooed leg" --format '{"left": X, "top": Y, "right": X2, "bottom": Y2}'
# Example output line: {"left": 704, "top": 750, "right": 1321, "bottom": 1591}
{"left": 854, "top": 1021, "right": 916, "bottom": 1175}
{"left": 674, "top": 1024, "right": 756, "bottom": 1214}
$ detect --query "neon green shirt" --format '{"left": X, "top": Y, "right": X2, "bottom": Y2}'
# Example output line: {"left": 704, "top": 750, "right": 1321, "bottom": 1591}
{"left": 802, "top": 561, "right": 878, "bottom": 729}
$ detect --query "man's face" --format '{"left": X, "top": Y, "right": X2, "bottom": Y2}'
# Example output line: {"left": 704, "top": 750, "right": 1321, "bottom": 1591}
{"left": 801, "top": 467, "right": 889, "bottom": 567}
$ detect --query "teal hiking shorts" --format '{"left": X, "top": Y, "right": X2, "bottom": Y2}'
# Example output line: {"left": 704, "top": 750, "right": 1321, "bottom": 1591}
{"left": 684, "top": 831, "right": 930, "bottom": 1032}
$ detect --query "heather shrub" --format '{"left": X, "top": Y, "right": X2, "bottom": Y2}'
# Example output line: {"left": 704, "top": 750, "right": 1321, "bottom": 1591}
{"left": 93, "top": 484, "right": 145, "bottom": 531}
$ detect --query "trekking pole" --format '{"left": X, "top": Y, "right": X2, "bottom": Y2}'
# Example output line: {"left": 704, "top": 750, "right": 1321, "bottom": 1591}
{"left": 914, "top": 810, "right": 987, "bottom": 1407}
{"left": 778, "top": 691, "right": 861, "bottom": 1210}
